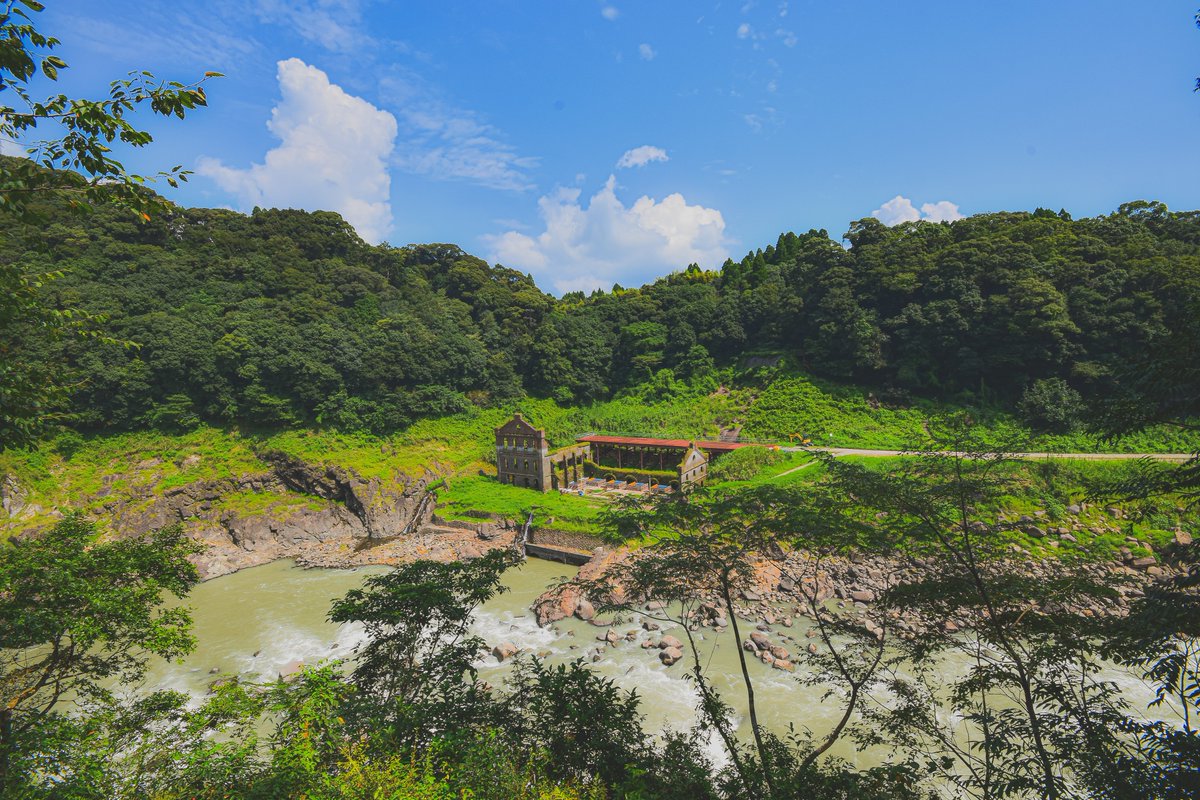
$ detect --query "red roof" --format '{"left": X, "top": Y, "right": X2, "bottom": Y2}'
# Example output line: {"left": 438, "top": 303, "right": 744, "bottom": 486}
{"left": 577, "top": 434, "right": 753, "bottom": 452}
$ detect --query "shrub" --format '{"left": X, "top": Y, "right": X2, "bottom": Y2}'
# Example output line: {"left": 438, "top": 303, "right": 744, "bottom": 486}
{"left": 708, "top": 446, "right": 782, "bottom": 482}
{"left": 1019, "top": 378, "right": 1085, "bottom": 432}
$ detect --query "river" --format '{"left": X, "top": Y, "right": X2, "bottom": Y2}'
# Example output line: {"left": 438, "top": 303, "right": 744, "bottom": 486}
{"left": 144, "top": 557, "right": 1170, "bottom": 769}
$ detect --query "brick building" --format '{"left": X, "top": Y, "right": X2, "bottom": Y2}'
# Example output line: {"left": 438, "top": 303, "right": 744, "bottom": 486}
{"left": 494, "top": 414, "right": 750, "bottom": 493}
{"left": 494, "top": 413, "right": 552, "bottom": 490}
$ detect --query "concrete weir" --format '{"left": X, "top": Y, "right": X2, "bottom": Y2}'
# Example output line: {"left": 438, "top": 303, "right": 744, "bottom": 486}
{"left": 521, "top": 528, "right": 605, "bottom": 566}
{"left": 524, "top": 542, "right": 593, "bottom": 565}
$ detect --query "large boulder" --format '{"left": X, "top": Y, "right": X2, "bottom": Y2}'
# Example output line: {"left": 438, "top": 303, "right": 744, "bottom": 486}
{"left": 659, "top": 646, "right": 684, "bottom": 666}
{"left": 658, "top": 634, "right": 684, "bottom": 650}
{"left": 533, "top": 587, "right": 580, "bottom": 626}
{"left": 492, "top": 642, "right": 519, "bottom": 662}
{"left": 574, "top": 598, "right": 596, "bottom": 621}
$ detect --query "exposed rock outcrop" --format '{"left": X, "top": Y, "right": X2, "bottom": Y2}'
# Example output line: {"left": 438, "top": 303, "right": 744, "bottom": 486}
{"left": 533, "top": 546, "right": 624, "bottom": 626}
{"left": 532, "top": 540, "right": 1195, "bottom": 635}
{"left": 3, "top": 452, "right": 446, "bottom": 580}
{"left": 258, "top": 450, "right": 437, "bottom": 539}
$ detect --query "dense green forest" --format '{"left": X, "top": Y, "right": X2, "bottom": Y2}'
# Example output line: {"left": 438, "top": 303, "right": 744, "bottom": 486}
{"left": 5, "top": 170, "right": 1198, "bottom": 437}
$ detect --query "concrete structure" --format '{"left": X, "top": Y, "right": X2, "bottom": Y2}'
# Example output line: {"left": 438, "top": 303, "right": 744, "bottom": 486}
{"left": 547, "top": 442, "right": 590, "bottom": 490}
{"left": 495, "top": 413, "right": 552, "bottom": 490}
{"left": 494, "top": 415, "right": 750, "bottom": 492}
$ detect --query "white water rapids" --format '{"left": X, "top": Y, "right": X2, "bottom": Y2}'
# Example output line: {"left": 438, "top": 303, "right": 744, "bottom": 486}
{"left": 140, "top": 558, "right": 1179, "bottom": 772}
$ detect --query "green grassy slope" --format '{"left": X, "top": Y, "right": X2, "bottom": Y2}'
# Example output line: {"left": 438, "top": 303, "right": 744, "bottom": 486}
{"left": 3, "top": 371, "right": 1197, "bottom": 544}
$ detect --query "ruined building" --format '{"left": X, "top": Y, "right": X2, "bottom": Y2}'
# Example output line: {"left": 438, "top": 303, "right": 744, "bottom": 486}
{"left": 494, "top": 413, "right": 552, "bottom": 490}
{"left": 494, "top": 413, "right": 748, "bottom": 492}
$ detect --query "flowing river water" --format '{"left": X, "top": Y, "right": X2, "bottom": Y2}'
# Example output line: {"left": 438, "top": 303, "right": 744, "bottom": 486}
{"left": 143, "top": 557, "right": 1170, "bottom": 770}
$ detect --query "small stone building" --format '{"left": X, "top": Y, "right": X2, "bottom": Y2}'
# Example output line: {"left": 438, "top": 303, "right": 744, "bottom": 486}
{"left": 495, "top": 413, "right": 552, "bottom": 491}
{"left": 677, "top": 443, "right": 708, "bottom": 487}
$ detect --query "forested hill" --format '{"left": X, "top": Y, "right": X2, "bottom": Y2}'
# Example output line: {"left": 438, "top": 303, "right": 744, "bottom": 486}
{"left": 5, "top": 192, "right": 1199, "bottom": 435}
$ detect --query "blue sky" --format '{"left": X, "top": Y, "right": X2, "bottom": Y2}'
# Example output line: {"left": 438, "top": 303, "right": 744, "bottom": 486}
{"left": 22, "top": 1, "right": 1200, "bottom": 293}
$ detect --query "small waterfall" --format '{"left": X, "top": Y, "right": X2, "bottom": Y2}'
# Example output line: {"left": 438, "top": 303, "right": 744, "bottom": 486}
{"left": 399, "top": 481, "right": 440, "bottom": 536}
{"left": 518, "top": 510, "right": 535, "bottom": 557}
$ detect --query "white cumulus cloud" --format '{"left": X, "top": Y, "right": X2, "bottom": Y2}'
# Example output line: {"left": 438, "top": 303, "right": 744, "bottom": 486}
{"left": 919, "top": 199, "right": 965, "bottom": 223}
{"left": 601, "top": 5, "right": 619, "bottom": 20}
{"left": 485, "top": 175, "right": 728, "bottom": 294}
{"left": 638, "top": 42, "right": 656, "bottom": 60}
{"left": 198, "top": 58, "right": 398, "bottom": 243}
{"left": 871, "top": 195, "right": 964, "bottom": 226}
{"left": 737, "top": 22, "right": 752, "bottom": 39}
{"left": 616, "top": 145, "right": 668, "bottom": 169}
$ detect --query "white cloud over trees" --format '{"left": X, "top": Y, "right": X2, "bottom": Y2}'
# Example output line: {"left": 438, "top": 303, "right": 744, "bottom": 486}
{"left": 486, "top": 175, "right": 728, "bottom": 294}
{"left": 871, "top": 195, "right": 964, "bottom": 226}
{"left": 198, "top": 58, "right": 398, "bottom": 243}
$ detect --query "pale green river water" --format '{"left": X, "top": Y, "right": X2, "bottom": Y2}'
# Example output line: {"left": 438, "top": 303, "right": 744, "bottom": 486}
{"left": 142, "top": 557, "right": 1169, "bottom": 770}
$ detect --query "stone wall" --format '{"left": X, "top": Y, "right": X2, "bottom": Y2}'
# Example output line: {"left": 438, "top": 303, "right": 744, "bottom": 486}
{"left": 527, "top": 527, "right": 606, "bottom": 553}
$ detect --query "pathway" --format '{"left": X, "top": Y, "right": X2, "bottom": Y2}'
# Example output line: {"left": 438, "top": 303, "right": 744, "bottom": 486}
{"left": 779, "top": 446, "right": 1194, "bottom": 462}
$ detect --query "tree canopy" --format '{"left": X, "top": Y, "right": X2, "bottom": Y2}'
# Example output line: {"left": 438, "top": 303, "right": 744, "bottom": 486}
{"left": 3, "top": 195, "right": 1198, "bottom": 437}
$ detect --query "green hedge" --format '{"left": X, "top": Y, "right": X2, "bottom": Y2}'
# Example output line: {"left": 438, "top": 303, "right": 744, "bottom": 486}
{"left": 582, "top": 460, "right": 676, "bottom": 485}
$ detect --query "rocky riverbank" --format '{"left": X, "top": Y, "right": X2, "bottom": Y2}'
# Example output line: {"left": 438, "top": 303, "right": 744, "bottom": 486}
{"left": 531, "top": 532, "right": 1197, "bottom": 670}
